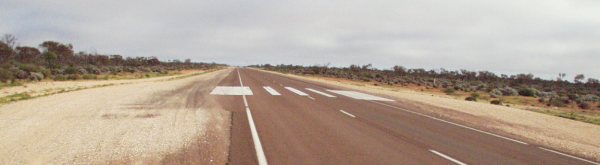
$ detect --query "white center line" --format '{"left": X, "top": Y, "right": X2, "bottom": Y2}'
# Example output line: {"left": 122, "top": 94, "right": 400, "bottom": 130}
{"left": 371, "top": 101, "right": 528, "bottom": 145}
{"left": 339, "top": 110, "right": 356, "bottom": 118}
{"left": 429, "top": 150, "right": 467, "bottom": 165}
{"left": 538, "top": 147, "right": 599, "bottom": 165}
{"left": 238, "top": 69, "right": 268, "bottom": 165}
{"left": 284, "top": 87, "right": 309, "bottom": 96}
{"left": 263, "top": 86, "right": 281, "bottom": 96}
{"left": 306, "top": 88, "right": 336, "bottom": 97}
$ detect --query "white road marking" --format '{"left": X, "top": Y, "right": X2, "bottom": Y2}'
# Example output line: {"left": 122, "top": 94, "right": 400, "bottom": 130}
{"left": 307, "top": 96, "right": 316, "bottom": 100}
{"left": 263, "top": 86, "right": 281, "bottom": 96}
{"left": 306, "top": 88, "right": 336, "bottom": 97}
{"left": 339, "top": 110, "right": 356, "bottom": 118}
{"left": 371, "top": 101, "right": 528, "bottom": 145}
{"left": 429, "top": 150, "right": 467, "bottom": 165}
{"left": 327, "top": 90, "right": 394, "bottom": 101}
{"left": 237, "top": 69, "right": 268, "bottom": 165}
{"left": 210, "top": 86, "right": 253, "bottom": 95}
{"left": 538, "top": 147, "right": 599, "bottom": 165}
{"left": 285, "top": 87, "right": 309, "bottom": 96}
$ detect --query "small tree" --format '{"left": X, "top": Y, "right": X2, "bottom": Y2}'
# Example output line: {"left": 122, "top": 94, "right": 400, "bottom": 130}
{"left": 574, "top": 74, "right": 585, "bottom": 83}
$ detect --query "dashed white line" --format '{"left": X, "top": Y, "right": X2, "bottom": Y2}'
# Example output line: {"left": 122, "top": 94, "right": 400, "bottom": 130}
{"left": 429, "top": 150, "right": 467, "bottom": 165}
{"left": 238, "top": 69, "right": 268, "bottom": 165}
{"left": 284, "top": 87, "right": 309, "bottom": 96}
{"left": 339, "top": 110, "right": 356, "bottom": 118}
{"left": 263, "top": 86, "right": 281, "bottom": 96}
{"left": 538, "top": 147, "right": 599, "bottom": 165}
{"left": 371, "top": 101, "right": 528, "bottom": 145}
{"left": 306, "top": 88, "right": 336, "bottom": 97}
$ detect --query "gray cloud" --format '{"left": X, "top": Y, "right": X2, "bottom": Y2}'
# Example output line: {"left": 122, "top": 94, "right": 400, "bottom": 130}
{"left": 1, "top": 0, "right": 599, "bottom": 79}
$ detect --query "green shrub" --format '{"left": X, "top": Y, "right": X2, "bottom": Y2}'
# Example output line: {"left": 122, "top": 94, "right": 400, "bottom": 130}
{"left": 518, "top": 88, "right": 538, "bottom": 97}
{"left": 82, "top": 74, "right": 97, "bottom": 80}
{"left": 578, "top": 102, "right": 591, "bottom": 109}
{"left": 470, "top": 92, "right": 480, "bottom": 99}
{"left": 490, "top": 100, "right": 502, "bottom": 105}
{"left": 0, "top": 68, "right": 14, "bottom": 82}
{"left": 53, "top": 75, "right": 67, "bottom": 81}
{"left": 64, "top": 66, "right": 77, "bottom": 74}
{"left": 443, "top": 88, "right": 455, "bottom": 95}
{"left": 465, "top": 96, "right": 477, "bottom": 101}
{"left": 67, "top": 74, "right": 81, "bottom": 80}
{"left": 547, "top": 97, "right": 568, "bottom": 107}
{"left": 18, "top": 63, "right": 40, "bottom": 73}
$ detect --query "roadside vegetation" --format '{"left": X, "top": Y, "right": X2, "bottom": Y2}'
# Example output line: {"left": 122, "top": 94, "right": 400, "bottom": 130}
{"left": 0, "top": 34, "right": 226, "bottom": 88}
{"left": 253, "top": 64, "right": 600, "bottom": 124}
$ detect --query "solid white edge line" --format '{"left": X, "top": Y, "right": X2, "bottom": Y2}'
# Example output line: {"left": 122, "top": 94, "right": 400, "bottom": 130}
{"left": 429, "top": 150, "right": 467, "bottom": 165}
{"left": 339, "top": 110, "right": 356, "bottom": 118}
{"left": 538, "top": 147, "right": 599, "bottom": 165}
{"left": 371, "top": 101, "right": 528, "bottom": 145}
{"left": 306, "top": 88, "right": 336, "bottom": 97}
{"left": 238, "top": 69, "right": 268, "bottom": 165}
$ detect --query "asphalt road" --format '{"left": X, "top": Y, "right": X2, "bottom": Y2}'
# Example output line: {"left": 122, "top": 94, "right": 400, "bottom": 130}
{"left": 213, "top": 68, "right": 598, "bottom": 165}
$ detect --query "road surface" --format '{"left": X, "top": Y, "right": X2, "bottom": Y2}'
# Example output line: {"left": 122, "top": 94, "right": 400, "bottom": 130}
{"left": 215, "top": 68, "right": 598, "bottom": 165}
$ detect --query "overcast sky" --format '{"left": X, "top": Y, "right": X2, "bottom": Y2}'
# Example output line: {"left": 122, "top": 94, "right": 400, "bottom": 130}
{"left": 1, "top": 0, "right": 599, "bottom": 80}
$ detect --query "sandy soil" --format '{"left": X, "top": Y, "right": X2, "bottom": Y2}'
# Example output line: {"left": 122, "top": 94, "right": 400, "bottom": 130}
{"left": 0, "top": 68, "right": 233, "bottom": 164}
{"left": 0, "top": 70, "right": 211, "bottom": 98}
{"left": 261, "top": 69, "right": 600, "bottom": 161}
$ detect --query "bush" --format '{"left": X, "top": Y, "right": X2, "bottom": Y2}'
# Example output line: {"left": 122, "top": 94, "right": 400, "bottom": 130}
{"left": 64, "top": 66, "right": 77, "bottom": 74}
{"left": 18, "top": 63, "right": 40, "bottom": 73}
{"left": 444, "top": 88, "right": 455, "bottom": 95}
{"left": 0, "top": 68, "right": 14, "bottom": 82}
{"left": 518, "top": 88, "right": 538, "bottom": 97}
{"left": 499, "top": 87, "right": 518, "bottom": 96}
{"left": 28, "top": 72, "right": 44, "bottom": 81}
{"left": 67, "top": 74, "right": 81, "bottom": 80}
{"left": 578, "top": 102, "right": 591, "bottom": 109}
{"left": 53, "top": 75, "right": 67, "bottom": 81}
{"left": 82, "top": 74, "right": 97, "bottom": 80}
{"left": 491, "top": 100, "right": 502, "bottom": 105}
{"left": 470, "top": 92, "right": 480, "bottom": 98}
{"left": 547, "top": 96, "right": 568, "bottom": 107}
{"left": 490, "top": 89, "right": 503, "bottom": 98}
{"left": 465, "top": 96, "right": 477, "bottom": 101}
{"left": 14, "top": 69, "right": 28, "bottom": 79}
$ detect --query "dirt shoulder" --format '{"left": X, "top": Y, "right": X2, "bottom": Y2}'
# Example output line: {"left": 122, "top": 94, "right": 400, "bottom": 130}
{"left": 0, "top": 68, "right": 233, "bottom": 164}
{"left": 257, "top": 69, "right": 600, "bottom": 162}
{"left": 0, "top": 69, "right": 217, "bottom": 105}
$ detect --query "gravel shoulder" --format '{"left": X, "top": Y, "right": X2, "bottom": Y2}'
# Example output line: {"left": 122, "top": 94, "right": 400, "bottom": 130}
{"left": 260, "top": 69, "right": 600, "bottom": 162}
{"left": 0, "top": 68, "right": 233, "bottom": 164}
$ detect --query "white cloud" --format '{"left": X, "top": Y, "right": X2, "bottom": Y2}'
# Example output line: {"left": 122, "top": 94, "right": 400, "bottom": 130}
{"left": 1, "top": 0, "right": 599, "bottom": 79}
